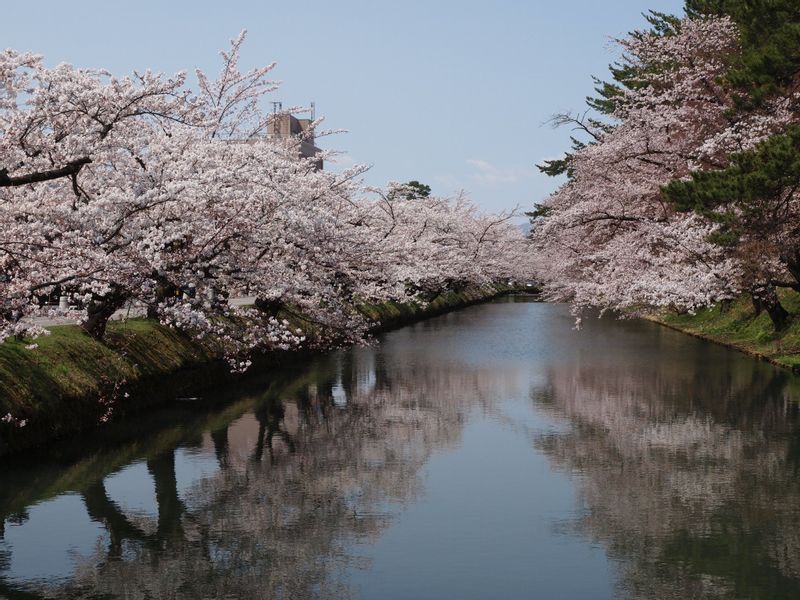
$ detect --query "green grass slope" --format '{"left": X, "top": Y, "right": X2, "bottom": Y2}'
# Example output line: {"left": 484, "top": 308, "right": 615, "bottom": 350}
{"left": 0, "top": 283, "right": 518, "bottom": 455}
{"left": 654, "top": 290, "right": 800, "bottom": 371}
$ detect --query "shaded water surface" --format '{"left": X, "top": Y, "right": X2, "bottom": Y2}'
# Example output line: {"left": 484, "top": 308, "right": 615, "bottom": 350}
{"left": 2, "top": 298, "right": 800, "bottom": 599}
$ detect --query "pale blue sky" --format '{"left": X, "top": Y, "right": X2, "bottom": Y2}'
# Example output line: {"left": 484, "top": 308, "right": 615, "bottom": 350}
{"left": 2, "top": 0, "right": 685, "bottom": 217}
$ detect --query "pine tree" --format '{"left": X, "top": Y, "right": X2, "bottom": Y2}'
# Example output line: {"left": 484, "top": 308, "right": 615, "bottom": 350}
{"left": 686, "top": 0, "right": 800, "bottom": 108}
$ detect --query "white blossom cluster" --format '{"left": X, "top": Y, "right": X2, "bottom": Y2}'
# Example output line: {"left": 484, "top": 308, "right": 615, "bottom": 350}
{"left": 0, "top": 32, "right": 536, "bottom": 367}
{"left": 531, "top": 16, "right": 800, "bottom": 316}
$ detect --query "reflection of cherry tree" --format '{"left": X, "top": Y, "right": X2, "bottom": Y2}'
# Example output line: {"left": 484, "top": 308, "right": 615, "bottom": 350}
{"left": 533, "top": 358, "right": 800, "bottom": 598}
{"left": 0, "top": 343, "right": 514, "bottom": 598}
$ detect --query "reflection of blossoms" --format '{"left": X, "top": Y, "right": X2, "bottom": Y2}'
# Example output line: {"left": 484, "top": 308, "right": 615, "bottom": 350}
{"left": 4, "top": 344, "right": 516, "bottom": 599}
{"left": 534, "top": 358, "right": 800, "bottom": 599}
{"left": 1, "top": 413, "right": 26, "bottom": 428}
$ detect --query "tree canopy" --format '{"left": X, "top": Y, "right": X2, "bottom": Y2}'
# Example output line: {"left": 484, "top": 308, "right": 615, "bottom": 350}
{"left": 531, "top": 1, "right": 800, "bottom": 329}
{"left": 0, "top": 34, "right": 535, "bottom": 368}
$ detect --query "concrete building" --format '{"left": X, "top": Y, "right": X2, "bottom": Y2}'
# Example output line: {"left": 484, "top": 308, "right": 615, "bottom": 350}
{"left": 267, "top": 110, "right": 323, "bottom": 170}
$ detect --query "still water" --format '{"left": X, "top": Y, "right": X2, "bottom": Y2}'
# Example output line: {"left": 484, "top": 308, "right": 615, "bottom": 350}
{"left": 2, "top": 297, "right": 800, "bottom": 599}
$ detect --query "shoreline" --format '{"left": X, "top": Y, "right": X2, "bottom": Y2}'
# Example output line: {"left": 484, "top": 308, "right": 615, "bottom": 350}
{"left": 0, "top": 284, "right": 523, "bottom": 457}
{"left": 643, "top": 290, "right": 800, "bottom": 374}
{"left": 644, "top": 315, "right": 800, "bottom": 373}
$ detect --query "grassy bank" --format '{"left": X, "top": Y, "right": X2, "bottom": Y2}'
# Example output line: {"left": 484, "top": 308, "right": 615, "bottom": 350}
{"left": 0, "top": 283, "right": 517, "bottom": 455}
{"left": 651, "top": 289, "right": 800, "bottom": 371}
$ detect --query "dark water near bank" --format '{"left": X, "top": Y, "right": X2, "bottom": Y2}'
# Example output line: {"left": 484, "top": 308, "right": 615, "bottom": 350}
{"left": 2, "top": 298, "right": 800, "bottom": 599}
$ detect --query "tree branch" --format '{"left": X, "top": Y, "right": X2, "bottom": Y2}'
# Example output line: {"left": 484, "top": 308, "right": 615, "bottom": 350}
{"left": 0, "top": 157, "right": 92, "bottom": 187}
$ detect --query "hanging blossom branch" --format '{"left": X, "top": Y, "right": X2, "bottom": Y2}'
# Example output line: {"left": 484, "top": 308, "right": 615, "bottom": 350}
{"left": 530, "top": 16, "right": 753, "bottom": 316}
{"left": 0, "top": 33, "right": 536, "bottom": 376}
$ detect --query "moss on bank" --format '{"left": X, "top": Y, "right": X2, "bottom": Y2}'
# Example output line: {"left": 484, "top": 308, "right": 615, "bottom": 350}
{"left": 652, "top": 289, "right": 800, "bottom": 371}
{"left": 0, "top": 283, "right": 517, "bottom": 455}
{"left": 359, "top": 284, "right": 514, "bottom": 329}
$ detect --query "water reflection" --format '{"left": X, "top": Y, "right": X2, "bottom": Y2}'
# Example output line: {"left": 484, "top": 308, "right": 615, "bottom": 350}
{"left": 0, "top": 314, "right": 519, "bottom": 599}
{"left": 532, "top": 314, "right": 800, "bottom": 599}
{"left": 0, "top": 299, "right": 799, "bottom": 599}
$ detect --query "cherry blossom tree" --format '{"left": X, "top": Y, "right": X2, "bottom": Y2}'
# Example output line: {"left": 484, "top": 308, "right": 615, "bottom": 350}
{"left": 533, "top": 11, "right": 800, "bottom": 328}
{"left": 531, "top": 17, "right": 748, "bottom": 317}
{"left": 0, "top": 33, "right": 535, "bottom": 367}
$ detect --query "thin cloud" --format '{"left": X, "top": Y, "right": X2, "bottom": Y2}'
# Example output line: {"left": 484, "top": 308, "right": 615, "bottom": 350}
{"left": 433, "top": 174, "right": 463, "bottom": 191}
{"left": 466, "top": 159, "right": 533, "bottom": 185}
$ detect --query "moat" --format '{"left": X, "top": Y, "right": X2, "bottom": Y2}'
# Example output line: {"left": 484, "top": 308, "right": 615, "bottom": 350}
{"left": 2, "top": 297, "right": 799, "bottom": 599}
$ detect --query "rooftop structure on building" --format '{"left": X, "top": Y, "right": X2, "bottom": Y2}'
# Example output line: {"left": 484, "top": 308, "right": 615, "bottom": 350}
{"left": 267, "top": 103, "right": 323, "bottom": 170}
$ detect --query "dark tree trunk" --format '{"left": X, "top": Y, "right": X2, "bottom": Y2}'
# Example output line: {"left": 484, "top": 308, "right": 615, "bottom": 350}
{"left": 766, "top": 297, "right": 790, "bottom": 331}
{"left": 82, "top": 480, "right": 148, "bottom": 558}
{"left": 784, "top": 252, "right": 800, "bottom": 290}
{"left": 147, "top": 450, "right": 184, "bottom": 540}
{"left": 752, "top": 283, "right": 790, "bottom": 331}
{"left": 210, "top": 426, "right": 230, "bottom": 469}
{"left": 254, "top": 297, "right": 283, "bottom": 317}
{"left": 147, "top": 273, "right": 178, "bottom": 318}
{"left": 751, "top": 294, "right": 763, "bottom": 316}
{"left": 82, "top": 289, "right": 127, "bottom": 340}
